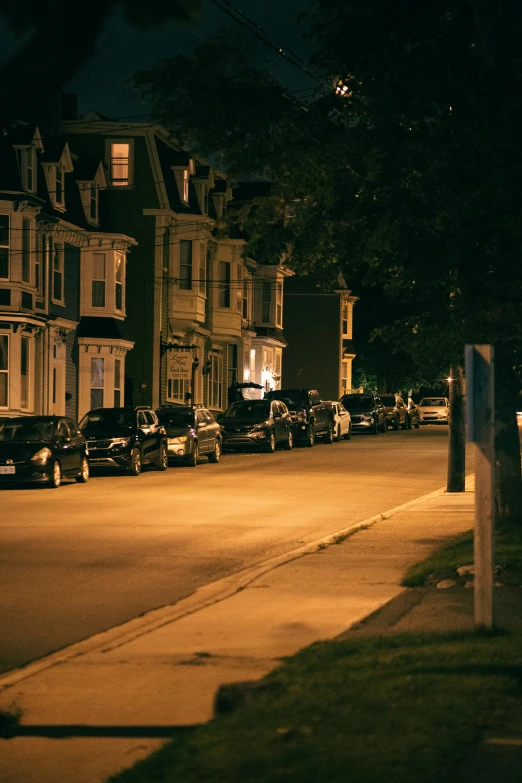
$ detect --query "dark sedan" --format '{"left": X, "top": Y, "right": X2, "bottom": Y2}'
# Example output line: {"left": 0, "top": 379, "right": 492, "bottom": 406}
{"left": 219, "top": 399, "right": 294, "bottom": 452}
{"left": 156, "top": 405, "right": 222, "bottom": 467}
{"left": 0, "top": 416, "right": 89, "bottom": 488}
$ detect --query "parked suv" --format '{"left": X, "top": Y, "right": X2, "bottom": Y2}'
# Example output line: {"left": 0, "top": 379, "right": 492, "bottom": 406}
{"left": 338, "top": 393, "right": 387, "bottom": 434}
{"left": 79, "top": 407, "right": 168, "bottom": 475}
{"left": 380, "top": 394, "right": 409, "bottom": 430}
{"left": 219, "top": 399, "right": 293, "bottom": 452}
{"left": 265, "top": 388, "right": 335, "bottom": 446}
{"left": 156, "top": 405, "right": 222, "bottom": 467}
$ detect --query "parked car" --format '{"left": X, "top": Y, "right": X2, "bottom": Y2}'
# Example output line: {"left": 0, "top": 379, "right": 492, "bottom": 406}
{"left": 265, "top": 388, "right": 335, "bottom": 445}
{"left": 417, "top": 397, "right": 450, "bottom": 425}
{"left": 218, "top": 399, "right": 293, "bottom": 452}
{"left": 79, "top": 407, "right": 168, "bottom": 475}
{"left": 406, "top": 399, "right": 421, "bottom": 429}
{"left": 325, "top": 401, "right": 352, "bottom": 440}
{"left": 156, "top": 405, "right": 222, "bottom": 466}
{"left": 0, "top": 416, "right": 89, "bottom": 488}
{"left": 338, "top": 393, "right": 387, "bottom": 434}
{"left": 380, "top": 394, "right": 409, "bottom": 430}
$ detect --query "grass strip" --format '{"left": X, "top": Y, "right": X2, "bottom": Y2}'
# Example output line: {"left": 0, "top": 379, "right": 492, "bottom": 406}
{"left": 402, "top": 521, "right": 522, "bottom": 587}
{"left": 108, "top": 630, "right": 522, "bottom": 783}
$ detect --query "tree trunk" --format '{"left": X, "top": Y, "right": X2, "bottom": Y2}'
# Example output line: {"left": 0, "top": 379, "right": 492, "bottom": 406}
{"left": 447, "top": 364, "right": 466, "bottom": 492}
{"left": 494, "top": 345, "right": 522, "bottom": 523}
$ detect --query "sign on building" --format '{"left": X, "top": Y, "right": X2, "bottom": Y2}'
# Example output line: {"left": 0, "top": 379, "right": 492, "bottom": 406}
{"left": 167, "top": 351, "right": 191, "bottom": 383}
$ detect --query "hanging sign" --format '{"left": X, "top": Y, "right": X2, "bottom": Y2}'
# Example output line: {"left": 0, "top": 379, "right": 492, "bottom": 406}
{"left": 167, "top": 351, "right": 191, "bottom": 382}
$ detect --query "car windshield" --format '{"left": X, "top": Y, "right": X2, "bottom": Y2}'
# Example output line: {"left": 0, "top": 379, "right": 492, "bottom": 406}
{"left": 419, "top": 398, "right": 445, "bottom": 407}
{"left": 380, "top": 396, "right": 397, "bottom": 406}
{"left": 341, "top": 396, "right": 375, "bottom": 409}
{"left": 0, "top": 420, "right": 55, "bottom": 442}
{"left": 79, "top": 410, "right": 136, "bottom": 430}
{"left": 157, "top": 410, "right": 195, "bottom": 427}
{"left": 225, "top": 401, "right": 271, "bottom": 419}
{"left": 265, "top": 390, "right": 307, "bottom": 408}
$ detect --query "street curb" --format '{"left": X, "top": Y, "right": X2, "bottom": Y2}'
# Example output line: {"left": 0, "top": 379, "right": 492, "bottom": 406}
{"left": 0, "top": 478, "right": 474, "bottom": 691}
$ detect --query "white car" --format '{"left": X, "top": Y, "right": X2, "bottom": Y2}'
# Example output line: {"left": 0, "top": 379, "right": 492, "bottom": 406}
{"left": 418, "top": 397, "right": 450, "bottom": 425}
{"left": 326, "top": 401, "right": 352, "bottom": 440}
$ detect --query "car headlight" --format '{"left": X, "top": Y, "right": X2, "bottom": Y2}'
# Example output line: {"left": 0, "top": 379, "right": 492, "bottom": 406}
{"left": 110, "top": 437, "right": 130, "bottom": 447}
{"left": 31, "top": 447, "right": 52, "bottom": 464}
{"left": 251, "top": 421, "right": 270, "bottom": 431}
{"left": 168, "top": 436, "right": 187, "bottom": 444}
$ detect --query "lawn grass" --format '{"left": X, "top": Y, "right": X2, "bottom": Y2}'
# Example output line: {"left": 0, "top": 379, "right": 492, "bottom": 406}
{"left": 109, "top": 631, "right": 522, "bottom": 783}
{"left": 402, "top": 521, "right": 522, "bottom": 587}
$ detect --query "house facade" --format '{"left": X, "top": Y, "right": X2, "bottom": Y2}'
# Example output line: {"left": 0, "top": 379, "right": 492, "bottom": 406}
{"left": 282, "top": 274, "right": 358, "bottom": 401}
{"left": 0, "top": 123, "right": 135, "bottom": 421}
{"left": 62, "top": 114, "right": 292, "bottom": 414}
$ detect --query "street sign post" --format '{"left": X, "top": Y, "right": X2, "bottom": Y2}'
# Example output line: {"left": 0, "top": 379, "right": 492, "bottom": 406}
{"left": 465, "top": 344, "right": 495, "bottom": 629}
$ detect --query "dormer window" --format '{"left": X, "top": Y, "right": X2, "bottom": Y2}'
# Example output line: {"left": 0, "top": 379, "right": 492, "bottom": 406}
{"left": 90, "top": 185, "right": 98, "bottom": 222}
{"left": 172, "top": 156, "right": 195, "bottom": 205}
{"left": 183, "top": 169, "right": 189, "bottom": 202}
{"left": 55, "top": 164, "right": 64, "bottom": 206}
{"left": 25, "top": 146, "right": 36, "bottom": 193}
{"left": 76, "top": 160, "right": 106, "bottom": 226}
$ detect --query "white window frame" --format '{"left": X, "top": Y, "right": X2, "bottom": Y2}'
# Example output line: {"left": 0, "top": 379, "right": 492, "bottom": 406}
{"left": 55, "top": 163, "right": 65, "bottom": 207}
{"left": 219, "top": 261, "right": 231, "bottom": 308}
{"left": 207, "top": 353, "right": 223, "bottom": 409}
{"left": 179, "top": 240, "right": 192, "bottom": 290}
{"left": 92, "top": 252, "right": 106, "bottom": 308}
{"left": 90, "top": 357, "right": 105, "bottom": 409}
{"left": 0, "top": 214, "right": 10, "bottom": 280}
{"left": 0, "top": 333, "right": 9, "bottom": 408}
{"left": 51, "top": 241, "right": 65, "bottom": 305}
{"left": 21, "top": 218, "right": 32, "bottom": 284}
{"left": 342, "top": 303, "right": 349, "bottom": 336}
{"left": 23, "top": 146, "right": 37, "bottom": 193}
{"left": 114, "top": 357, "right": 122, "bottom": 407}
{"left": 115, "top": 252, "right": 124, "bottom": 312}
{"left": 167, "top": 377, "right": 190, "bottom": 403}
{"left": 275, "top": 281, "right": 283, "bottom": 327}
{"left": 90, "top": 185, "right": 99, "bottom": 222}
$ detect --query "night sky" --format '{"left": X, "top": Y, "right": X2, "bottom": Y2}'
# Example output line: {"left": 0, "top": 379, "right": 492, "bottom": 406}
{"left": 0, "top": 0, "right": 314, "bottom": 119}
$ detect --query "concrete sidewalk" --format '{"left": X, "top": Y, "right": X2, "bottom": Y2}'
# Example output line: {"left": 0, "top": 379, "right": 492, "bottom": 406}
{"left": 0, "top": 480, "right": 478, "bottom": 783}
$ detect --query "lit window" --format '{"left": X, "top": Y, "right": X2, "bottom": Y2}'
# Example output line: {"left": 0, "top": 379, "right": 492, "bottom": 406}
{"left": 110, "top": 143, "right": 130, "bottom": 186}
{"left": 22, "top": 218, "right": 31, "bottom": 284}
{"left": 0, "top": 215, "right": 10, "bottom": 279}
{"left": 92, "top": 252, "right": 106, "bottom": 307}
{"left": 0, "top": 334, "right": 8, "bottom": 407}
{"left": 90, "top": 357, "right": 104, "bottom": 408}
{"left": 52, "top": 241, "right": 64, "bottom": 303}
{"left": 219, "top": 261, "right": 231, "bottom": 308}
{"left": 114, "top": 358, "right": 122, "bottom": 407}
{"left": 275, "top": 282, "right": 283, "bottom": 327}
{"left": 179, "top": 240, "right": 192, "bottom": 290}
{"left": 115, "top": 253, "right": 124, "bottom": 311}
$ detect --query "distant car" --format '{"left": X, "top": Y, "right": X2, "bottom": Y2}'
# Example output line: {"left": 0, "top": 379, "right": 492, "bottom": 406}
{"left": 0, "top": 416, "right": 89, "bottom": 488}
{"left": 406, "top": 399, "right": 421, "bottom": 429}
{"left": 156, "top": 405, "right": 222, "bottom": 466}
{"left": 325, "top": 401, "right": 352, "bottom": 440}
{"left": 417, "top": 397, "right": 450, "bottom": 425}
{"left": 79, "top": 407, "right": 168, "bottom": 475}
{"left": 219, "top": 399, "right": 293, "bottom": 452}
{"left": 339, "top": 393, "right": 387, "bottom": 434}
{"left": 380, "top": 394, "right": 409, "bottom": 430}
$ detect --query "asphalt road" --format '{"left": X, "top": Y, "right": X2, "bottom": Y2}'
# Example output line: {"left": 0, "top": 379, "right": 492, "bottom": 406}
{"left": 0, "top": 426, "right": 471, "bottom": 673}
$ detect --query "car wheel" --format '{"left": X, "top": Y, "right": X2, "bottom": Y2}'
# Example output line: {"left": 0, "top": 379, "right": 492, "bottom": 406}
{"left": 344, "top": 426, "right": 351, "bottom": 440}
{"left": 372, "top": 418, "right": 379, "bottom": 434}
{"left": 127, "top": 447, "right": 142, "bottom": 476}
{"left": 415, "top": 419, "right": 420, "bottom": 429}
{"left": 336, "top": 424, "right": 342, "bottom": 441}
{"left": 406, "top": 416, "right": 412, "bottom": 430}
{"left": 380, "top": 416, "right": 387, "bottom": 432}
{"left": 49, "top": 460, "right": 61, "bottom": 488}
{"left": 75, "top": 456, "right": 89, "bottom": 483}
{"left": 306, "top": 423, "right": 315, "bottom": 447}
{"left": 283, "top": 430, "right": 293, "bottom": 450}
{"left": 266, "top": 430, "right": 276, "bottom": 453}
{"left": 155, "top": 443, "right": 168, "bottom": 471}
{"left": 323, "top": 421, "right": 334, "bottom": 444}
{"left": 186, "top": 441, "right": 199, "bottom": 467}
{"left": 208, "top": 439, "right": 221, "bottom": 463}
{"left": 393, "top": 416, "right": 399, "bottom": 431}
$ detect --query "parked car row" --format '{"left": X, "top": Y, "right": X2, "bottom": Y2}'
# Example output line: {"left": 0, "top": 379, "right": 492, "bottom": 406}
{"left": 0, "top": 389, "right": 448, "bottom": 489}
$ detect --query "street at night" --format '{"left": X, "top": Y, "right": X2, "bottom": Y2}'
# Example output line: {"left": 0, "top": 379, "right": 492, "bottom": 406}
{"left": 0, "top": 427, "right": 465, "bottom": 674}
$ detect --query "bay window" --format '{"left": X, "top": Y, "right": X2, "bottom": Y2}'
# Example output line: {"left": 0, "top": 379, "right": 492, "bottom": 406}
{"left": 52, "top": 242, "right": 64, "bottom": 303}
{"left": 90, "top": 357, "right": 104, "bottom": 408}
{"left": 180, "top": 240, "right": 192, "bottom": 290}
{"left": 0, "top": 334, "right": 8, "bottom": 407}
{"left": 114, "top": 358, "right": 122, "bottom": 407}
{"left": 22, "top": 218, "right": 31, "bottom": 283}
{"left": 276, "top": 282, "right": 283, "bottom": 327}
{"left": 115, "top": 253, "right": 124, "bottom": 311}
{"left": 219, "top": 261, "right": 231, "bottom": 307}
{"left": 0, "top": 215, "right": 9, "bottom": 279}
{"left": 92, "top": 252, "right": 106, "bottom": 307}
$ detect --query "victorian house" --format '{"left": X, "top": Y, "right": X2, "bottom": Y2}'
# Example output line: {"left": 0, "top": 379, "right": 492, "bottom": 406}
{"left": 61, "top": 112, "right": 292, "bottom": 413}
{"left": 0, "top": 122, "right": 135, "bottom": 421}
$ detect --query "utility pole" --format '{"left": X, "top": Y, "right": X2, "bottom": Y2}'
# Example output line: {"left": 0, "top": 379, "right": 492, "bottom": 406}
{"left": 447, "top": 364, "right": 466, "bottom": 492}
